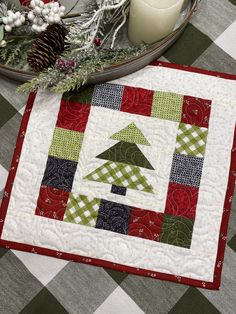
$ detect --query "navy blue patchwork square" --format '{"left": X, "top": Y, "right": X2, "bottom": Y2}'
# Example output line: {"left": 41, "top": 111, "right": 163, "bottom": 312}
{"left": 96, "top": 199, "right": 131, "bottom": 234}
{"left": 91, "top": 83, "right": 124, "bottom": 110}
{"left": 170, "top": 153, "right": 204, "bottom": 188}
{"left": 42, "top": 156, "right": 77, "bottom": 192}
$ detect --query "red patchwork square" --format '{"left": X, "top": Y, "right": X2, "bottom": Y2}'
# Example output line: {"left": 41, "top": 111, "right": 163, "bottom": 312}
{"left": 165, "top": 182, "right": 199, "bottom": 220}
{"left": 56, "top": 99, "right": 91, "bottom": 133}
{"left": 120, "top": 86, "right": 154, "bottom": 116}
{"left": 181, "top": 96, "right": 211, "bottom": 128}
{"left": 35, "top": 186, "right": 69, "bottom": 220}
{"left": 128, "top": 208, "right": 163, "bottom": 241}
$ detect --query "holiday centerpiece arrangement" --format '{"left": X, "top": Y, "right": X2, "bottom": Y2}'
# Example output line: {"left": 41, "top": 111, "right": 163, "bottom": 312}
{"left": 0, "top": 0, "right": 197, "bottom": 93}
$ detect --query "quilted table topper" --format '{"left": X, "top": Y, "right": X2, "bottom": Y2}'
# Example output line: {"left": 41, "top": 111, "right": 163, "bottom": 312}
{"left": 1, "top": 62, "right": 236, "bottom": 290}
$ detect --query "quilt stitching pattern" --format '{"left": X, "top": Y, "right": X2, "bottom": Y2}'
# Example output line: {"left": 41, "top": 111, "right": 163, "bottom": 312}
{"left": 64, "top": 194, "right": 101, "bottom": 226}
{"left": 92, "top": 83, "right": 124, "bottom": 110}
{"left": 96, "top": 141, "right": 154, "bottom": 170}
{"left": 170, "top": 153, "right": 204, "bottom": 188}
{"left": 35, "top": 185, "right": 69, "bottom": 220}
{"left": 96, "top": 199, "right": 131, "bottom": 234}
{"left": 164, "top": 182, "right": 198, "bottom": 220}
{"left": 175, "top": 123, "right": 208, "bottom": 157}
{"left": 120, "top": 85, "right": 154, "bottom": 116}
{"left": 110, "top": 122, "right": 151, "bottom": 146}
{"left": 41, "top": 156, "right": 78, "bottom": 192}
{"left": 128, "top": 208, "right": 163, "bottom": 241}
{"left": 151, "top": 91, "right": 184, "bottom": 122}
{"left": 56, "top": 100, "right": 91, "bottom": 132}
{"left": 84, "top": 123, "right": 155, "bottom": 194}
{"left": 34, "top": 84, "right": 212, "bottom": 250}
{"left": 160, "top": 214, "right": 194, "bottom": 248}
{"left": 181, "top": 95, "right": 212, "bottom": 128}
{"left": 84, "top": 161, "right": 154, "bottom": 194}
{"left": 49, "top": 127, "right": 84, "bottom": 162}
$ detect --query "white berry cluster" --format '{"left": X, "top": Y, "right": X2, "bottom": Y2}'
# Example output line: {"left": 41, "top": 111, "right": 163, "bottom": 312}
{"left": 2, "top": 11, "right": 26, "bottom": 33}
{"left": 27, "top": 0, "right": 66, "bottom": 33}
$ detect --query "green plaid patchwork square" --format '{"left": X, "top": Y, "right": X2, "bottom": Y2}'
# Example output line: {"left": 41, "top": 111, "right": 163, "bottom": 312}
{"left": 151, "top": 91, "right": 183, "bottom": 122}
{"left": 84, "top": 161, "right": 154, "bottom": 193}
{"left": 63, "top": 194, "right": 101, "bottom": 226}
{"left": 49, "top": 127, "right": 84, "bottom": 162}
{"left": 175, "top": 123, "right": 208, "bottom": 157}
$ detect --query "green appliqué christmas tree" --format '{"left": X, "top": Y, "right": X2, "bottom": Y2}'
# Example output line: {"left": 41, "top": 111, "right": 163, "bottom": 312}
{"left": 84, "top": 123, "right": 155, "bottom": 196}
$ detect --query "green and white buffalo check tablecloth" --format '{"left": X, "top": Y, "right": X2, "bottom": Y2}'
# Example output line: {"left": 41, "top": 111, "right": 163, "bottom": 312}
{"left": 0, "top": 1, "right": 236, "bottom": 313}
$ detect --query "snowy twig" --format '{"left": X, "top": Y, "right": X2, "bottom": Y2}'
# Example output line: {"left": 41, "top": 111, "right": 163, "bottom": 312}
{"left": 111, "top": 7, "right": 126, "bottom": 48}
{"left": 82, "top": 0, "right": 127, "bottom": 29}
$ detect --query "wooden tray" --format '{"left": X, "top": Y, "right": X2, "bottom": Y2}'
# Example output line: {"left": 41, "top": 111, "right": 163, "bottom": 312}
{"left": 0, "top": 0, "right": 198, "bottom": 84}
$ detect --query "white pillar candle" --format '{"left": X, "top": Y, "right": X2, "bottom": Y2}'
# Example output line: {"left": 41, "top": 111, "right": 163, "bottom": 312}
{"left": 128, "top": 0, "right": 185, "bottom": 44}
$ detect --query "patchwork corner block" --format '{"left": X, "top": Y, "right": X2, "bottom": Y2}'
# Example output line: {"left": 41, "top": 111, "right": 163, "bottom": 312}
{"left": 151, "top": 91, "right": 183, "bottom": 122}
{"left": 181, "top": 95, "right": 212, "bottom": 128}
{"left": 170, "top": 153, "right": 204, "bottom": 188}
{"left": 120, "top": 85, "right": 153, "bottom": 116}
{"left": 175, "top": 123, "right": 208, "bottom": 158}
{"left": 49, "top": 127, "right": 84, "bottom": 162}
{"left": 57, "top": 100, "right": 91, "bottom": 133}
{"left": 64, "top": 194, "right": 101, "bottom": 227}
{"left": 96, "top": 199, "right": 131, "bottom": 235}
{"left": 92, "top": 83, "right": 124, "bottom": 110}
{"left": 160, "top": 214, "right": 194, "bottom": 249}
{"left": 62, "top": 85, "right": 94, "bottom": 104}
{"left": 41, "top": 156, "right": 77, "bottom": 192}
{"left": 35, "top": 185, "right": 69, "bottom": 220}
{"left": 165, "top": 182, "right": 199, "bottom": 220}
{"left": 128, "top": 208, "right": 163, "bottom": 241}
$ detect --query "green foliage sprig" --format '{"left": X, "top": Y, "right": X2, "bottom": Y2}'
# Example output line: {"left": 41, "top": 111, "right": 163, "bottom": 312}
{"left": 17, "top": 45, "right": 147, "bottom": 94}
{"left": 0, "top": 35, "right": 34, "bottom": 67}
{"left": 1, "top": 0, "right": 147, "bottom": 94}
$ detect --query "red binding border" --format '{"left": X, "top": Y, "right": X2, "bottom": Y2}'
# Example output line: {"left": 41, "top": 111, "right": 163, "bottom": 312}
{"left": 151, "top": 60, "right": 236, "bottom": 80}
{"left": 0, "top": 62, "right": 236, "bottom": 290}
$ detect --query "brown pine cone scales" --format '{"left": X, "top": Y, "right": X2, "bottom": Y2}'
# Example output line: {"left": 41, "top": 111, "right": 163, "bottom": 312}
{"left": 27, "top": 24, "right": 67, "bottom": 72}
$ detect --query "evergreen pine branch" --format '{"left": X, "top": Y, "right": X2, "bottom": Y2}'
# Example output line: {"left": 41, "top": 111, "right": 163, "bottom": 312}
{"left": 17, "top": 46, "right": 148, "bottom": 94}
{"left": 0, "top": 36, "right": 34, "bottom": 68}
{"left": 0, "top": 47, "right": 8, "bottom": 61}
{"left": 5, "top": 47, "right": 21, "bottom": 65}
{"left": 17, "top": 68, "right": 65, "bottom": 93}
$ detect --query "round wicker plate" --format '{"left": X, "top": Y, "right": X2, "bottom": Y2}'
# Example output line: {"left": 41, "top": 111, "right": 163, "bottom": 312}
{"left": 0, "top": 0, "right": 198, "bottom": 84}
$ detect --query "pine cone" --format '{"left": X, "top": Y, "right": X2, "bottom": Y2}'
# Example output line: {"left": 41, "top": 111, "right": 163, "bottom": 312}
{"left": 27, "top": 24, "right": 67, "bottom": 72}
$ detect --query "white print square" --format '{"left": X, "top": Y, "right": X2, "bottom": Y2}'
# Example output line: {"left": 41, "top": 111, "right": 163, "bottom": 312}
{"left": 71, "top": 106, "right": 179, "bottom": 213}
